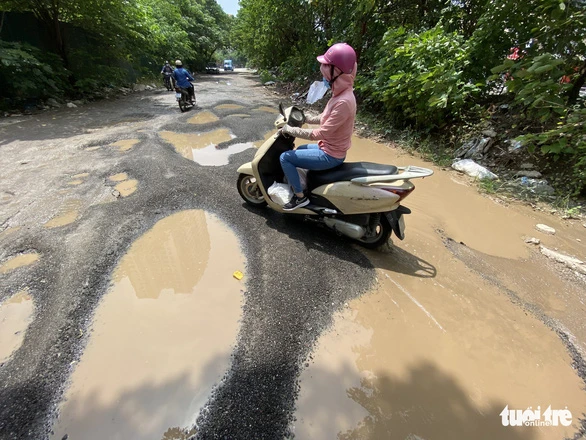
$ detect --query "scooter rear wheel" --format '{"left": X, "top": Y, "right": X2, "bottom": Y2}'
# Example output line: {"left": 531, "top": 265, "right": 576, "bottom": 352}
{"left": 237, "top": 174, "right": 267, "bottom": 207}
{"left": 355, "top": 215, "right": 392, "bottom": 249}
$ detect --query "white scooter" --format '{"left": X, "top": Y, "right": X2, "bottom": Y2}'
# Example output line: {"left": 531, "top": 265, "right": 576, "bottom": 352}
{"left": 236, "top": 105, "right": 433, "bottom": 248}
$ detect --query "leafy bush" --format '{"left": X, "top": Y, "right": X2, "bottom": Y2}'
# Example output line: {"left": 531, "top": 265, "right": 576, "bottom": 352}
{"left": 517, "top": 107, "right": 586, "bottom": 195}
{"left": 357, "top": 26, "right": 481, "bottom": 130}
{"left": 0, "top": 41, "right": 70, "bottom": 106}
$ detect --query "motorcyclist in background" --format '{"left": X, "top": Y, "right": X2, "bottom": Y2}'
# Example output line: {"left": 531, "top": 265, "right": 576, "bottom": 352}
{"left": 172, "top": 60, "right": 195, "bottom": 104}
{"left": 161, "top": 61, "right": 175, "bottom": 90}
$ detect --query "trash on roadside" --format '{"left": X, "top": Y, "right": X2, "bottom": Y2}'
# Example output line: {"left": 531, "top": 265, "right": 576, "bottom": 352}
{"left": 233, "top": 270, "right": 244, "bottom": 280}
{"left": 451, "top": 159, "right": 498, "bottom": 180}
{"left": 306, "top": 81, "right": 328, "bottom": 104}
{"left": 454, "top": 137, "right": 493, "bottom": 160}
{"left": 264, "top": 81, "right": 276, "bottom": 86}
{"left": 507, "top": 139, "right": 523, "bottom": 153}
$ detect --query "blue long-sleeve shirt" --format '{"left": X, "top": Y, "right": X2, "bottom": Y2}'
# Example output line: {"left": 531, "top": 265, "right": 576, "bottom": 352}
{"left": 173, "top": 68, "right": 194, "bottom": 88}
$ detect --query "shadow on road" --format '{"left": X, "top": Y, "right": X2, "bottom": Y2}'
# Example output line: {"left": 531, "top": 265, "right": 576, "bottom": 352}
{"left": 241, "top": 202, "right": 437, "bottom": 280}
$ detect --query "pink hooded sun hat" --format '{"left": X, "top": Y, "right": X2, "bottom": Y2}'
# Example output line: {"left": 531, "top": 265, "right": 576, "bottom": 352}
{"left": 317, "top": 43, "right": 357, "bottom": 74}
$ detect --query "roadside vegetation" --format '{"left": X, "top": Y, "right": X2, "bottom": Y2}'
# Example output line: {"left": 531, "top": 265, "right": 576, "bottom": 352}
{"left": 0, "top": 0, "right": 232, "bottom": 109}
{"left": 1, "top": 0, "right": 585, "bottom": 203}
{"left": 233, "top": 0, "right": 586, "bottom": 201}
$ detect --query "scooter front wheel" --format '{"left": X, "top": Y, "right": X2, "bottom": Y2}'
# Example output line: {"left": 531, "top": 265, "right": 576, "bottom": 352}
{"left": 355, "top": 215, "right": 392, "bottom": 249}
{"left": 237, "top": 174, "right": 267, "bottom": 207}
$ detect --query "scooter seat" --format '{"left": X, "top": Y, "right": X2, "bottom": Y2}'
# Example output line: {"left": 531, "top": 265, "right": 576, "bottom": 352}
{"left": 307, "top": 162, "right": 398, "bottom": 190}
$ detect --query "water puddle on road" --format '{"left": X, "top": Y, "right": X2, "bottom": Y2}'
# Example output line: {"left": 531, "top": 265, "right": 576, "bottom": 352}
{"left": 188, "top": 111, "right": 219, "bottom": 125}
{"left": 0, "top": 252, "right": 40, "bottom": 274}
{"left": 192, "top": 142, "right": 254, "bottom": 166}
{"left": 44, "top": 199, "right": 82, "bottom": 228}
{"left": 225, "top": 113, "right": 251, "bottom": 119}
{"left": 67, "top": 180, "right": 83, "bottom": 186}
{"left": 0, "top": 226, "right": 21, "bottom": 240}
{"left": 84, "top": 146, "right": 101, "bottom": 152}
{"left": 214, "top": 104, "right": 244, "bottom": 110}
{"left": 109, "top": 173, "right": 129, "bottom": 182}
{"left": 114, "top": 179, "right": 138, "bottom": 197}
{"left": 72, "top": 173, "right": 90, "bottom": 179}
{"left": 252, "top": 106, "right": 279, "bottom": 114}
{"left": 0, "top": 290, "right": 34, "bottom": 363}
{"left": 110, "top": 139, "right": 139, "bottom": 152}
{"left": 159, "top": 129, "right": 234, "bottom": 161}
{"left": 295, "top": 135, "right": 586, "bottom": 440}
{"left": 51, "top": 210, "right": 244, "bottom": 440}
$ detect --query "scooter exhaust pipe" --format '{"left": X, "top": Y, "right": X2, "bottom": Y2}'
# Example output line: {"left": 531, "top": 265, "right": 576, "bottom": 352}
{"left": 323, "top": 218, "right": 366, "bottom": 240}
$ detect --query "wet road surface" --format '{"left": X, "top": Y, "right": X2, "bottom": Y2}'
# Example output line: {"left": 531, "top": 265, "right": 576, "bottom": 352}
{"left": 1, "top": 70, "right": 586, "bottom": 440}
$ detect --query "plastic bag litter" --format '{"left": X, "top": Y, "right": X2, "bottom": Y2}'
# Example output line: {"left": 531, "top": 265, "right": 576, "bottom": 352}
{"left": 268, "top": 182, "right": 293, "bottom": 206}
{"left": 306, "top": 81, "right": 328, "bottom": 104}
{"left": 452, "top": 159, "right": 498, "bottom": 180}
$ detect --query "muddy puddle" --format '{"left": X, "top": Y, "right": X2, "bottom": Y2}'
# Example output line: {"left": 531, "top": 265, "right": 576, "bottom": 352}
{"left": 113, "top": 179, "right": 138, "bottom": 197}
{"left": 44, "top": 199, "right": 82, "bottom": 228}
{"left": 110, "top": 139, "right": 139, "bottom": 152}
{"left": 51, "top": 210, "right": 244, "bottom": 440}
{"left": 108, "top": 173, "right": 128, "bottom": 182}
{"left": 72, "top": 173, "right": 90, "bottom": 179}
{"left": 191, "top": 142, "right": 254, "bottom": 166}
{"left": 0, "top": 226, "right": 21, "bottom": 240}
{"left": 67, "top": 180, "right": 83, "bottom": 186}
{"left": 159, "top": 129, "right": 236, "bottom": 162}
{"left": 0, "top": 290, "right": 34, "bottom": 363}
{"left": 214, "top": 104, "right": 244, "bottom": 110}
{"left": 188, "top": 111, "right": 219, "bottom": 125}
{"left": 294, "top": 134, "right": 586, "bottom": 440}
{"left": 0, "top": 252, "right": 39, "bottom": 274}
{"left": 252, "top": 106, "right": 279, "bottom": 114}
{"left": 225, "top": 113, "right": 251, "bottom": 119}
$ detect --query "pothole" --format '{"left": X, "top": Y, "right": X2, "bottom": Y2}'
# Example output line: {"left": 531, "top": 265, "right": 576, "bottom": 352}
{"left": 114, "top": 179, "right": 138, "bottom": 197}
{"left": 192, "top": 142, "right": 254, "bottom": 166}
{"left": 51, "top": 210, "right": 244, "bottom": 440}
{"left": 0, "top": 227, "right": 21, "bottom": 240}
{"left": 108, "top": 173, "right": 129, "bottom": 182}
{"left": 252, "top": 106, "right": 279, "bottom": 114}
{"left": 0, "top": 252, "right": 40, "bottom": 275}
{"left": 110, "top": 139, "right": 139, "bottom": 152}
{"left": 159, "top": 129, "right": 234, "bottom": 161}
{"left": 0, "top": 290, "right": 34, "bottom": 363}
{"left": 225, "top": 114, "right": 251, "bottom": 119}
{"left": 44, "top": 199, "right": 82, "bottom": 228}
{"left": 214, "top": 104, "right": 244, "bottom": 110}
{"left": 188, "top": 112, "right": 220, "bottom": 125}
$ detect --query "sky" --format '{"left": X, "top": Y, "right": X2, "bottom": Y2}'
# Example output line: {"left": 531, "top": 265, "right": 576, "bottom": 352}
{"left": 217, "top": 0, "right": 240, "bottom": 16}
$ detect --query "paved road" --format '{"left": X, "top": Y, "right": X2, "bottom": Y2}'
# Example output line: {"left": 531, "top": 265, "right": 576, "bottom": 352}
{"left": 0, "top": 71, "right": 377, "bottom": 439}
{"left": 2, "top": 70, "right": 586, "bottom": 440}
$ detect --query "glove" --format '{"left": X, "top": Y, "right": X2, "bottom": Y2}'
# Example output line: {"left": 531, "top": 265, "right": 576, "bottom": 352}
{"left": 281, "top": 124, "right": 314, "bottom": 140}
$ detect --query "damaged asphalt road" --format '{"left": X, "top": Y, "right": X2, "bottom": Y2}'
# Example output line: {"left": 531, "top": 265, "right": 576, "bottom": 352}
{"left": 0, "top": 72, "right": 375, "bottom": 439}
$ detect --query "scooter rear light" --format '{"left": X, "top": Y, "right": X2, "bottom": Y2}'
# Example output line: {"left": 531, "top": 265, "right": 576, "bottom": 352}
{"left": 380, "top": 186, "right": 415, "bottom": 201}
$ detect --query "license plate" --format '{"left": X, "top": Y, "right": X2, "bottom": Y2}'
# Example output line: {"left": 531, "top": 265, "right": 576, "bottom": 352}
{"left": 175, "top": 93, "right": 182, "bottom": 99}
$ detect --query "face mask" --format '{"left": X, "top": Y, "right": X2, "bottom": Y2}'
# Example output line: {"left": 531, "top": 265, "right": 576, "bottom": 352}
{"left": 322, "top": 77, "right": 331, "bottom": 89}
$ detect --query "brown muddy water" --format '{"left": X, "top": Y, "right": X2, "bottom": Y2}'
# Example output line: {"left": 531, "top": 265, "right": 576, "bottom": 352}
{"left": 44, "top": 199, "right": 82, "bottom": 228}
{"left": 294, "top": 135, "right": 586, "bottom": 440}
{"left": 110, "top": 139, "right": 139, "bottom": 152}
{"left": 188, "top": 111, "right": 220, "bottom": 125}
{"left": 0, "top": 252, "right": 40, "bottom": 274}
{"left": 51, "top": 210, "right": 244, "bottom": 440}
{"left": 159, "top": 130, "right": 235, "bottom": 161}
{"left": 0, "top": 290, "right": 34, "bottom": 363}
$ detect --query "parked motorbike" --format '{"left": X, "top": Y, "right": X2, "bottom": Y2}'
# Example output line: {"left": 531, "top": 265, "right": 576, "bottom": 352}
{"left": 163, "top": 72, "right": 174, "bottom": 91}
{"left": 236, "top": 105, "right": 433, "bottom": 248}
{"left": 175, "top": 84, "right": 195, "bottom": 112}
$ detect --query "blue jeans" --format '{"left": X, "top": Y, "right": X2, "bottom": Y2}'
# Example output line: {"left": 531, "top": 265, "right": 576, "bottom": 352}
{"left": 279, "top": 144, "right": 344, "bottom": 194}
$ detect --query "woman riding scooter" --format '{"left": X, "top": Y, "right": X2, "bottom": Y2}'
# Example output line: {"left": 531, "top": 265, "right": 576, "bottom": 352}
{"left": 172, "top": 60, "right": 195, "bottom": 104}
{"left": 279, "top": 43, "right": 357, "bottom": 211}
